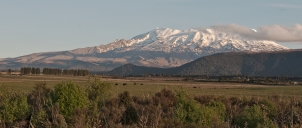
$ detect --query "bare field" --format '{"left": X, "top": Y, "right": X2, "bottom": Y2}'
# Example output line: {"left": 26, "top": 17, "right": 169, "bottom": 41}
{"left": 1, "top": 75, "right": 302, "bottom": 98}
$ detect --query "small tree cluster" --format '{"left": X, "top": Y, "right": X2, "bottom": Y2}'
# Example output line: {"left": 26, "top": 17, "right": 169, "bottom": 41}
{"left": 42, "top": 68, "right": 62, "bottom": 75}
{"left": 41, "top": 68, "right": 89, "bottom": 76}
{"left": 62, "top": 69, "right": 89, "bottom": 76}
{"left": 21, "top": 67, "right": 40, "bottom": 75}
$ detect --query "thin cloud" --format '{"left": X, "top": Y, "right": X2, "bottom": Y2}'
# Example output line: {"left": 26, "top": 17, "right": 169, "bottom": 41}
{"left": 210, "top": 24, "right": 302, "bottom": 43}
{"left": 271, "top": 3, "right": 302, "bottom": 9}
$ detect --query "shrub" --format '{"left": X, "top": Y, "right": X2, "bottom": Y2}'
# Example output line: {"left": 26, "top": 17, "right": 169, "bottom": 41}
{"left": 174, "top": 89, "right": 203, "bottom": 124}
{"left": 235, "top": 105, "right": 277, "bottom": 128}
{"left": 0, "top": 93, "right": 30, "bottom": 126}
{"left": 174, "top": 89, "right": 227, "bottom": 127}
{"left": 87, "top": 77, "right": 112, "bottom": 108}
{"left": 199, "top": 100, "right": 226, "bottom": 127}
{"left": 28, "top": 82, "right": 52, "bottom": 112}
{"left": 118, "top": 91, "right": 133, "bottom": 107}
{"left": 51, "top": 81, "right": 88, "bottom": 118}
{"left": 121, "top": 105, "right": 139, "bottom": 125}
{"left": 30, "top": 109, "right": 48, "bottom": 127}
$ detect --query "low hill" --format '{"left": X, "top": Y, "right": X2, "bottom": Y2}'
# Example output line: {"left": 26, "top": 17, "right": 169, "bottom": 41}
{"left": 108, "top": 64, "right": 170, "bottom": 76}
{"left": 109, "top": 49, "right": 302, "bottom": 76}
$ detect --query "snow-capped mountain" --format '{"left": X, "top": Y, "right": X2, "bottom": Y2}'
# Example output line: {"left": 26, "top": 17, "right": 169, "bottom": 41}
{"left": 0, "top": 28, "right": 289, "bottom": 71}
{"left": 70, "top": 28, "right": 287, "bottom": 54}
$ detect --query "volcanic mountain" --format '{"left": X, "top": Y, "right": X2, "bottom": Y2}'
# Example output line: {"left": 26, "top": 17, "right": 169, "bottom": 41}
{"left": 0, "top": 28, "right": 288, "bottom": 71}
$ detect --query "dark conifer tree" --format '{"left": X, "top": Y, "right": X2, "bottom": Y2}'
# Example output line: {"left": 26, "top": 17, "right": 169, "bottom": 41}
{"left": 7, "top": 69, "right": 12, "bottom": 75}
{"left": 35, "top": 68, "right": 40, "bottom": 75}
{"left": 31, "top": 67, "right": 35, "bottom": 75}
{"left": 21, "top": 67, "right": 25, "bottom": 75}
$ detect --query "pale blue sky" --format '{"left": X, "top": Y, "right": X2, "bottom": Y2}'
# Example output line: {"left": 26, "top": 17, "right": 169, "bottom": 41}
{"left": 1, "top": 0, "right": 301, "bottom": 58}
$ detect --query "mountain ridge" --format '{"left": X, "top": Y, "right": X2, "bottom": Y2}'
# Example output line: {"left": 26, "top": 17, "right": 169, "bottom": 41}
{"left": 70, "top": 28, "right": 288, "bottom": 54}
{"left": 109, "top": 49, "right": 302, "bottom": 76}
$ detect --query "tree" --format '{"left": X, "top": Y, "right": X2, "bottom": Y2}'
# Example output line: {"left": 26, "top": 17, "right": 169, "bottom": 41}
{"left": 35, "top": 68, "right": 40, "bottom": 75}
{"left": 31, "top": 67, "right": 35, "bottom": 74}
{"left": 21, "top": 68, "right": 25, "bottom": 75}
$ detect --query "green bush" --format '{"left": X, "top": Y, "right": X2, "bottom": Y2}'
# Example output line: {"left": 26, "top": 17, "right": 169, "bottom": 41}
{"left": 175, "top": 89, "right": 203, "bottom": 124}
{"left": 259, "top": 99, "right": 277, "bottom": 120}
{"left": 30, "top": 109, "right": 48, "bottom": 127}
{"left": 199, "top": 100, "right": 226, "bottom": 126}
{"left": 175, "top": 89, "right": 227, "bottom": 127}
{"left": 235, "top": 105, "right": 277, "bottom": 128}
{"left": 0, "top": 93, "right": 30, "bottom": 125}
{"left": 51, "top": 81, "right": 88, "bottom": 118}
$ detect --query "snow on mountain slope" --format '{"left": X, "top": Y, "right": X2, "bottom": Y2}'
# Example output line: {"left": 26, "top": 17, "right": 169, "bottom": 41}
{"left": 70, "top": 28, "right": 288, "bottom": 55}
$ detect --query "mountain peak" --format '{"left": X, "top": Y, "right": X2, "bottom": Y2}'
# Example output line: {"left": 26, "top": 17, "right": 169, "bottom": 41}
{"left": 71, "top": 27, "right": 288, "bottom": 55}
{"left": 95, "top": 27, "right": 288, "bottom": 54}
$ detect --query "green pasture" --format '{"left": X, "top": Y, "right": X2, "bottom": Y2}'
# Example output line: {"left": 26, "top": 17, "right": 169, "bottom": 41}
{"left": 1, "top": 75, "right": 302, "bottom": 99}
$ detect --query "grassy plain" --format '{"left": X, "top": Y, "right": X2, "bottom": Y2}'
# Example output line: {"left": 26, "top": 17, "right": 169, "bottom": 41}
{"left": 0, "top": 75, "right": 302, "bottom": 99}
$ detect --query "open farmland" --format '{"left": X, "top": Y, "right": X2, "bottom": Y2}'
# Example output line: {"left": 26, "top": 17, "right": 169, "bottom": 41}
{"left": 1, "top": 75, "right": 301, "bottom": 98}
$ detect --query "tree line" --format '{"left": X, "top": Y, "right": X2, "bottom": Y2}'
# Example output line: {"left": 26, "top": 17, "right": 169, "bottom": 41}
{"left": 0, "top": 78, "right": 301, "bottom": 127}
{"left": 21, "top": 67, "right": 40, "bottom": 75}
{"left": 42, "top": 68, "right": 89, "bottom": 76}
{"left": 2, "top": 67, "right": 90, "bottom": 76}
